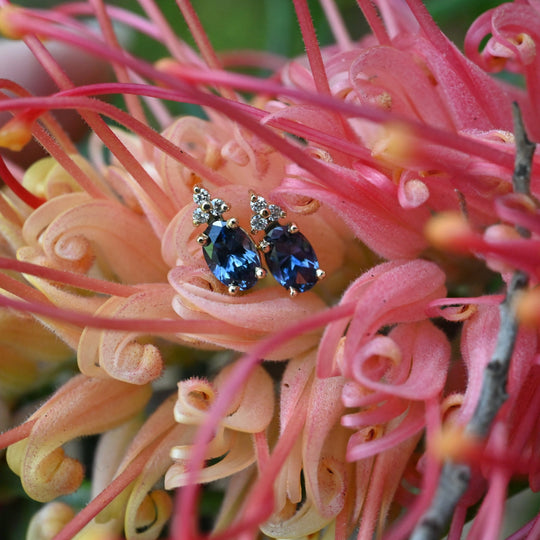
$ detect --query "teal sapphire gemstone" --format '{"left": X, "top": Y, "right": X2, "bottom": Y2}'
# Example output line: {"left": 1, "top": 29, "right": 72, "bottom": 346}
{"left": 263, "top": 224, "right": 320, "bottom": 293}
{"left": 202, "top": 220, "right": 262, "bottom": 291}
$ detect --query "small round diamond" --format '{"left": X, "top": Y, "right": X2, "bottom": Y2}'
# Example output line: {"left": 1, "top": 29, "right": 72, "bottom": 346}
{"left": 193, "top": 187, "right": 211, "bottom": 204}
{"left": 193, "top": 207, "right": 209, "bottom": 225}
{"left": 250, "top": 195, "right": 267, "bottom": 214}
{"left": 250, "top": 214, "right": 268, "bottom": 232}
{"left": 268, "top": 204, "right": 284, "bottom": 221}
{"left": 211, "top": 198, "right": 228, "bottom": 217}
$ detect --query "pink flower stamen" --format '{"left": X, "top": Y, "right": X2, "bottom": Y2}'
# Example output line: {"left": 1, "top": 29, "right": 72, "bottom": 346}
{"left": 0, "top": 419, "right": 36, "bottom": 450}
{"left": 1, "top": 1, "right": 540, "bottom": 539}
{"left": 0, "top": 153, "right": 44, "bottom": 207}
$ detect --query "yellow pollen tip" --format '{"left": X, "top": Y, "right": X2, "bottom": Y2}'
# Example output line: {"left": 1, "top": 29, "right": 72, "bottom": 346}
{"left": 432, "top": 425, "right": 482, "bottom": 462}
{"left": 372, "top": 122, "right": 414, "bottom": 162}
{"left": 154, "top": 58, "right": 181, "bottom": 87}
{"left": 154, "top": 58, "right": 182, "bottom": 80}
{"left": 515, "top": 288, "right": 540, "bottom": 327}
{"left": 0, "top": 118, "right": 33, "bottom": 151}
{"left": 0, "top": 6, "right": 25, "bottom": 40}
{"left": 155, "top": 58, "right": 177, "bottom": 71}
{"left": 424, "top": 212, "right": 471, "bottom": 250}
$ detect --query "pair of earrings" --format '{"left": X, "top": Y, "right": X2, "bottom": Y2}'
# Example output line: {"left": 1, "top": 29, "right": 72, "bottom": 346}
{"left": 192, "top": 186, "right": 325, "bottom": 296}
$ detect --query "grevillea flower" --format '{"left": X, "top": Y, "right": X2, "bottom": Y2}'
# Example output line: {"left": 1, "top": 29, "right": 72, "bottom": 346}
{"left": 1, "top": 1, "right": 540, "bottom": 540}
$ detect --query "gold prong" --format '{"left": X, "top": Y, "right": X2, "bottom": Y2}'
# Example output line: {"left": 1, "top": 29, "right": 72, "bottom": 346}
{"left": 316, "top": 269, "right": 326, "bottom": 280}
{"left": 288, "top": 223, "right": 299, "bottom": 234}
{"left": 255, "top": 267, "right": 267, "bottom": 279}
{"left": 201, "top": 201, "right": 212, "bottom": 212}
{"left": 226, "top": 218, "right": 238, "bottom": 229}
{"left": 228, "top": 284, "right": 240, "bottom": 295}
{"left": 289, "top": 287, "right": 299, "bottom": 297}
{"left": 250, "top": 193, "right": 258, "bottom": 203}
{"left": 196, "top": 233, "right": 209, "bottom": 245}
{"left": 193, "top": 185, "right": 202, "bottom": 194}
{"left": 260, "top": 208, "right": 270, "bottom": 218}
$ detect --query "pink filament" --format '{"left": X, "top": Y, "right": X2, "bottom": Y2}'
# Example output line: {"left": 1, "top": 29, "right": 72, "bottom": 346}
{"left": 0, "top": 293, "right": 239, "bottom": 335}
{"left": 0, "top": 256, "right": 138, "bottom": 297}
{"left": 0, "top": 419, "right": 36, "bottom": 450}
{"left": 0, "top": 153, "right": 44, "bottom": 208}
{"left": 52, "top": 438, "right": 160, "bottom": 540}
{"left": 175, "top": 302, "right": 356, "bottom": 539}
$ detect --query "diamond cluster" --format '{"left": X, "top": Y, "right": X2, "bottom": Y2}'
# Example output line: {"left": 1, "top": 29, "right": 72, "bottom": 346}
{"left": 250, "top": 195, "right": 285, "bottom": 232}
{"left": 192, "top": 186, "right": 229, "bottom": 225}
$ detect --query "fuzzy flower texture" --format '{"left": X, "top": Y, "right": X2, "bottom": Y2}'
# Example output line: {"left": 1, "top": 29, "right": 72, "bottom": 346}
{"left": 1, "top": 0, "right": 540, "bottom": 539}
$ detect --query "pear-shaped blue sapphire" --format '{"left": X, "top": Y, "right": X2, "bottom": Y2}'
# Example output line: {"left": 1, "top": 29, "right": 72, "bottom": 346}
{"left": 202, "top": 220, "right": 262, "bottom": 290}
{"left": 263, "top": 224, "right": 320, "bottom": 293}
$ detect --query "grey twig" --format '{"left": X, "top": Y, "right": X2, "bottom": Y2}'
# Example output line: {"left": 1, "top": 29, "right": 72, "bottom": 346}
{"left": 410, "top": 104, "right": 534, "bottom": 540}
{"left": 466, "top": 270, "right": 527, "bottom": 438}
{"left": 511, "top": 102, "right": 536, "bottom": 198}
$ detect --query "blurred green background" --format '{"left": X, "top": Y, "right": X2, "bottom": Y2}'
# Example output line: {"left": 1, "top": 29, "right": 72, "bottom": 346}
{"left": 113, "top": 0, "right": 506, "bottom": 60}
{"left": 16, "top": 0, "right": 509, "bottom": 58}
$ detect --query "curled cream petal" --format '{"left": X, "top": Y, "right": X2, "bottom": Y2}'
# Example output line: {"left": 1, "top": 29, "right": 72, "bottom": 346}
{"left": 23, "top": 193, "right": 167, "bottom": 282}
{"left": 164, "top": 431, "right": 256, "bottom": 489}
{"left": 280, "top": 352, "right": 315, "bottom": 431}
{"left": 78, "top": 285, "right": 180, "bottom": 384}
{"left": 169, "top": 266, "right": 324, "bottom": 359}
{"left": 7, "top": 375, "right": 151, "bottom": 502}
{"left": 26, "top": 501, "right": 75, "bottom": 540}
{"left": 260, "top": 498, "right": 332, "bottom": 539}
{"left": 303, "top": 375, "right": 348, "bottom": 519}
{"left": 22, "top": 155, "right": 102, "bottom": 199}
{"left": 216, "top": 363, "right": 275, "bottom": 433}
{"left": 174, "top": 377, "right": 216, "bottom": 425}
{"left": 122, "top": 424, "right": 188, "bottom": 540}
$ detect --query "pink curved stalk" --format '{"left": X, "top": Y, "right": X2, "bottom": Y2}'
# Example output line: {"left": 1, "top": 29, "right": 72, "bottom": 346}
{"left": 0, "top": 77, "right": 77, "bottom": 155}
{"left": 0, "top": 272, "right": 50, "bottom": 304}
{"left": 0, "top": 256, "right": 139, "bottom": 297}
{"left": 89, "top": 0, "right": 151, "bottom": 147}
{"left": 3, "top": 8, "right": 518, "bottom": 171}
{"left": 174, "top": 302, "right": 356, "bottom": 540}
{"left": 0, "top": 153, "right": 44, "bottom": 208}
{"left": 383, "top": 398, "right": 442, "bottom": 540}
{"left": 320, "top": 0, "right": 353, "bottom": 50}
{"left": 1, "top": 86, "right": 516, "bottom": 196}
{"left": 292, "top": 0, "right": 332, "bottom": 96}
{"left": 215, "top": 393, "right": 309, "bottom": 540}
{"left": 357, "top": 0, "right": 391, "bottom": 45}
{"left": 52, "top": 438, "right": 160, "bottom": 540}
{"left": 21, "top": 34, "right": 176, "bottom": 222}
{"left": 58, "top": 2, "right": 162, "bottom": 39}
{"left": 0, "top": 419, "right": 36, "bottom": 450}
{"left": 174, "top": 0, "right": 221, "bottom": 74}
{"left": 0, "top": 293, "right": 240, "bottom": 335}
{"left": 137, "top": 0, "right": 196, "bottom": 61}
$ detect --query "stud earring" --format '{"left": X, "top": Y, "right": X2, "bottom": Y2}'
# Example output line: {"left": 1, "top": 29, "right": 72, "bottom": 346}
{"left": 192, "top": 186, "right": 266, "bottom": 294}
{"left": 250, "top": 193, "right": 325, "bottom": 296}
